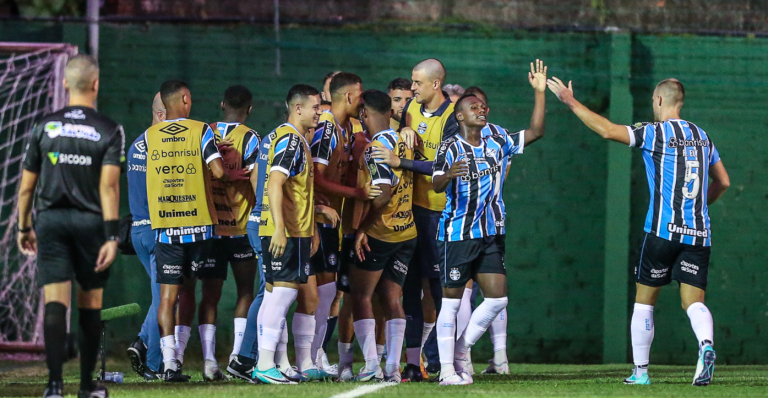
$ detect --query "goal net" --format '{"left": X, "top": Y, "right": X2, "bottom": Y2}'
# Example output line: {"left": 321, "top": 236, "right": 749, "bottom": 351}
{"left": 0, "top": 43, "right": 77, "bottom": 350}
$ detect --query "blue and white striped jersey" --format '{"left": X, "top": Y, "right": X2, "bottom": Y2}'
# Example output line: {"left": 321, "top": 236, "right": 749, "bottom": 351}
{"left": 433, "top": 127, "right": 522, "bottom": 242}
{"left": 483, "top": 123, "right": 524, "bottom": 236}
{"left": 628, "top": 119, "right": 721, "bottom": 246}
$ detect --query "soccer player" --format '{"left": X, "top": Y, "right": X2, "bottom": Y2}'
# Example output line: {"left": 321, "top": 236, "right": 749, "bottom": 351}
{"left": 17, "top": 54, "right": 124, "bottom": 398}
{"left": 309, "top": 72, "right": 380, "bottom": 375}
{"left": 443, "top": 84, "right": 465, "bottom": 103}
{"left": 351, "top": 89, "right": 416, "bottom": 383}
{"left": 431, "top": 95, "right": 517, "bottom": 385}
{"left": 253, "top": 84, "right": 323, "bottom": 384}
{"left": 547, "top": 77, "right": 730, "bottom": 386}
{"left": 145, "top": 79, "right": 247, "bottom": 382}
{"left": 195, "top": 84, "right": 261, "bottom": 381}
{"left": 126, "top": 92, "right": 165, "bottom": 380}
{"left": 333, "top": 116, "right": 371, "bottom": 380}
{"left": 227, "top": 112, "right": 274, "bottom": 383}
{"left": 398, "top": 58, "right": 459, "bottom": 381}
{"left": 388, "top": 78, "right": 413, "bottom": 131}
{"left": 320, "top": 71, "right": 340, "bottom": 112}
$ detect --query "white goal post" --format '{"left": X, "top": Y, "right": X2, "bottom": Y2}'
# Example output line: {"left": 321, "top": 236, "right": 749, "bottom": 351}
{"left": 0, "top": 42, "right": 77, "bottom": 351}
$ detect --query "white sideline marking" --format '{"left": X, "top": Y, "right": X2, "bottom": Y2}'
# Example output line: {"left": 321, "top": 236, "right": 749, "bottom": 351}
{"left": 329, "top": 382, "right": 397, "bottom": 398}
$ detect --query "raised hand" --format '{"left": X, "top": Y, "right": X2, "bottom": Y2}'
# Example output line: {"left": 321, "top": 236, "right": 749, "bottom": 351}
{"left": 546, "top": 76, "right": 574, "bottom": 103}
{"left": 528, "top": 59, "right": 548, "bottom": 92}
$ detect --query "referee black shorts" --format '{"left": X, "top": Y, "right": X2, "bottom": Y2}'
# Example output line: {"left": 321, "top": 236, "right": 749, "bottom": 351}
{"left": 36, "top": 209, "right": 109, "bottom": 290}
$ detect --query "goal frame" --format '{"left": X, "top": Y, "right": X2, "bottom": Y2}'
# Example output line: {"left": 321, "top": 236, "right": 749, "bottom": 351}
{"left": 0, "top": 42, "right": 77, "bottom": 353}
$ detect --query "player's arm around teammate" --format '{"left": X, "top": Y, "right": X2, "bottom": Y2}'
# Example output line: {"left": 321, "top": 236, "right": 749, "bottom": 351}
{"left": 431, "top": 92, "right": 537, "bottom": 385}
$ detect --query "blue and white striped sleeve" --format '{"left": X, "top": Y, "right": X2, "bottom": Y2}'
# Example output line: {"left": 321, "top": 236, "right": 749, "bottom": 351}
{"left": 202, "top": 124, "right": 222, "bottom": 164}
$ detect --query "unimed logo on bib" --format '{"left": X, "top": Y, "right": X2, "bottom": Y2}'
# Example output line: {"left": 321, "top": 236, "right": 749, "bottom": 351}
{"left": 47, "top": 152, "right": 92, "bottom": 166}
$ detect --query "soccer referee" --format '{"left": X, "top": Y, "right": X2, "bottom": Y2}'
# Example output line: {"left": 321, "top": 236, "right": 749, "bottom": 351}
{"left": 17, "top": 54, "right": 124, "bottom": 398}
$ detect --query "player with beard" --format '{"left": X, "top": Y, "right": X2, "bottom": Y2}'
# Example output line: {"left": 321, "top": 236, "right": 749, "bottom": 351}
{"left": 309, "top": 73, "right": 381, "bottom": 378}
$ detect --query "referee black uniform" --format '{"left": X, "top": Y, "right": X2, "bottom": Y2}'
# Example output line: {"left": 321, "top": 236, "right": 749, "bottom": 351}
{"left": 23, "top": 106, "right": 124, "bottom": 288}
{"left": 21, "top": 104, "right": 124, "bottom": 398}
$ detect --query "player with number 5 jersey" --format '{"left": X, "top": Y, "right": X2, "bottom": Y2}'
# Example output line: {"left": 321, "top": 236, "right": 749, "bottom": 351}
{"left": 548, "top": 77, "right": 730, "bottom": 387}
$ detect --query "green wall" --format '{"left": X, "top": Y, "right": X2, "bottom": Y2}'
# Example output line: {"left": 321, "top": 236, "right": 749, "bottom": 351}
{"left": 0, "top": 21, "right": 765, "bottom": 364}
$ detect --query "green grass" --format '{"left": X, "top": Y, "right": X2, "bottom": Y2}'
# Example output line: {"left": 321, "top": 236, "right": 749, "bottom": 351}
{"left": 1, "top": 359, "right": 767, "bottom": 397}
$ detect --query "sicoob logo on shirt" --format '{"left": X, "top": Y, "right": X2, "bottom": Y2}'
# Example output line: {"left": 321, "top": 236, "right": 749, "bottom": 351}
{"left": 47, "top": 152, "right": 92, "bottom": 166}
{"left": 159, "top": 123, "right": 188, "bottom": 143}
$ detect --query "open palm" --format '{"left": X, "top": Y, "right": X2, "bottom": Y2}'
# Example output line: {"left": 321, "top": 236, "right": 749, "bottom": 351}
{"left": 528, "top": 59, "right": 548, "bottom": 92}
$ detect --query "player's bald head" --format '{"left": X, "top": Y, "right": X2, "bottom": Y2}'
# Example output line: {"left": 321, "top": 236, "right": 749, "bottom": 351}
{"left": 64, "top": 54, "right": 99, "bottom": 93}
{"left": 152, "top": 92, "right": 164, "bottom": 114}
{"left": 654, "top": 78, "right": 685, "bottom": 107}
{"left": 413, "top": 58, "right": 446, "bottom": 84}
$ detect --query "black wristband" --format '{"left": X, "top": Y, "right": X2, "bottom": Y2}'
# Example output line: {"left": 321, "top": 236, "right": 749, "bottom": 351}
{"left": 17, "top": 225, "right": 32, "bottom": 233}
{"left": 399, "top": 158, "right": 414, "bottom": 170}
{"left": 104, "top": 219, "right": 119, "bottom": 239}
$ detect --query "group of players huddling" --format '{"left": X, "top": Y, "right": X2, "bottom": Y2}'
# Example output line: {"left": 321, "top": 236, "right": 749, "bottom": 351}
{"left": 17, "top": 54, "right": 730, "bottom": 397}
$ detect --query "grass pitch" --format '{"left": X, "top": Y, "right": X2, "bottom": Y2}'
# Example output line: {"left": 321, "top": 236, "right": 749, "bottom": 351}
{"left": 1, "top": 359, "right": 767, "bottom": 397}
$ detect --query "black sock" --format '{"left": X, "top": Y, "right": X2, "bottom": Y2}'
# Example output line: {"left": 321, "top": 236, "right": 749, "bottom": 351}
{"left": 237, "top": 354, "right": 255, "bottom": 366}
{"left": 44, "top": 302, "right": 67, "bottom": 385}
{"left": 78, "top": 308, "right": 101, "bottom": 392}
{"left": 322, "top": 316, "right": 338, "bottom": 352}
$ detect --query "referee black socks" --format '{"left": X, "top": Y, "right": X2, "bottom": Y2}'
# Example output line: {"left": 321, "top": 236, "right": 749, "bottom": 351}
{"left": 78, "top": 308, "right": 101, "bottom": 392}
{"left": 44, "top": 302, "right": 67, "bottom": 385}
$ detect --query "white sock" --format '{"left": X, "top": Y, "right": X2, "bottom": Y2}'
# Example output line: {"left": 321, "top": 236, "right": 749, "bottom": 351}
{"left": 377, "top": 344, "right": 385, "bottom": 364}
{"left": 630, "top": 303, "right": 654, "bottom": 367}
{"left": 686, "top": 302, "right": 714, "bottom": 348}
{"left": 456, "top": 288, "right": 473, "bottom": 338}
{"left": 338, "top": 342, "right": 354, "bottom": 368}
{"left": 198, "top": 324, "right": 217, "bottom": 364}
{"left": 231, "top": 317, "right": 247, "bottom": 360}
{"left": 160, "top": 335, "right": 177, "bottom": 371}
{"left": 174, "top": 325, "right": 191, "bottom": 364}
{"left": 257, "top": 287, "right": 297, "bottom": 371}
{"left": 456, "top": 297, "right": 507, "bottom": 359}
{"left": 437, "top": 298, "right": 461, "bottom": 374}
{"left": 490, "top": 308, "right": 508, "bottom": 364}
{"left": 384, "top": 319, "right": 405, "bottom": 376}
{"left": 293, "top": 312, "right": 316, "bottom": 371}
{"left": 311, "top": 283, "right": 336, "bottom": 362}
{"left": 353, "top": 319, "right": 378, "bottom": 371}
{"left": 275, "top": 321, "right": 291, "bottom": 370}
{"left": 256, "top": 290, "right": 273, "bottom": 350}
{"left": 421, "top": 322, "right": 435, "bottom": 350}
